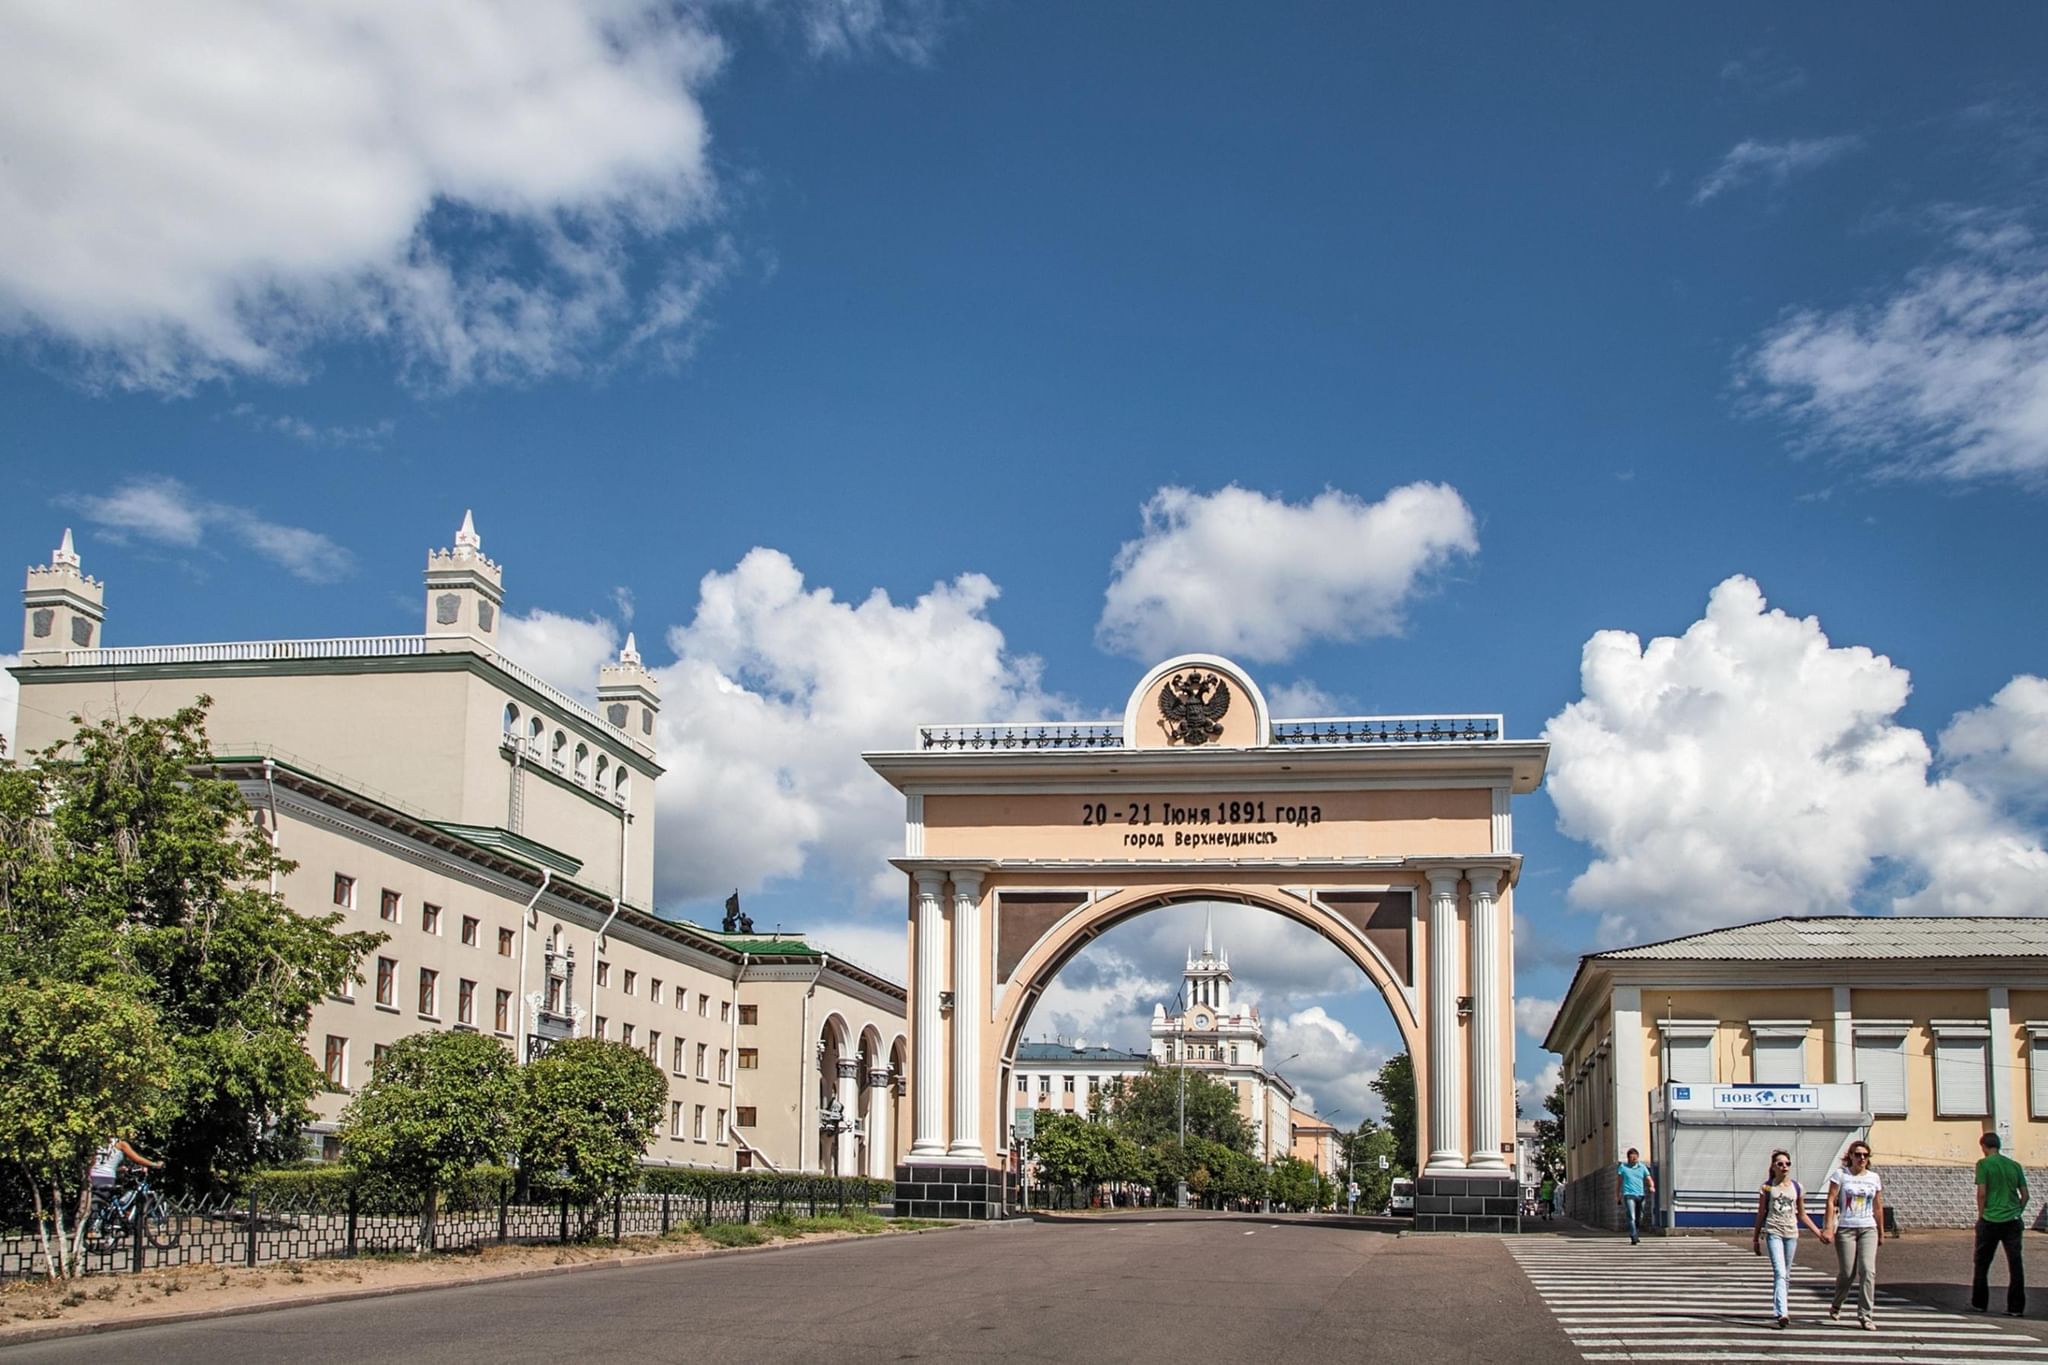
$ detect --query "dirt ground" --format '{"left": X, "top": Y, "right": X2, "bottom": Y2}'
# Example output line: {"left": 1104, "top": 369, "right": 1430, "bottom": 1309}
{"left": 0, "top": 1220, "right": 953, "bottom": 1344}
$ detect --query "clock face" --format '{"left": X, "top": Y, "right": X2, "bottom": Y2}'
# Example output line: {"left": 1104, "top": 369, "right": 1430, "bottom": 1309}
{"left": 1192, "top": 1010, "right": 1212, "bottom": 1031}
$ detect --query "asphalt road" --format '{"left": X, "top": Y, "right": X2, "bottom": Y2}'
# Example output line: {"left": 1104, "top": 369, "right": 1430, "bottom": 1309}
{"left": 0, "top": 1213, "right": 1578, "bottom": 1365}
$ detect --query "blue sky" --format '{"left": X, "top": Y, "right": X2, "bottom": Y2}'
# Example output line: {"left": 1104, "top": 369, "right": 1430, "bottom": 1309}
{"left": 5, "top": 3, "right": 2048, "bottom": 1120}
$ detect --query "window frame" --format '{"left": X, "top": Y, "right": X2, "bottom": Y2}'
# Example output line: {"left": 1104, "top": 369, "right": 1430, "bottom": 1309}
{"left": 333, "top": 874, "right": 356, "bottom": 909}
{"left": 461, "top": 915, "right": 480, "bottom": 947}
{"left": 1933, "top": 1020, "right": 1992, "bottom": 1118}
{"left": 417, "top": 966, "right": 439, "bottom": 1019}
{"left": 380, "top": 888, "right": 402, "bottom": 924}
{"left": 375, "top": 956, "right": 397, "bottom": 1008}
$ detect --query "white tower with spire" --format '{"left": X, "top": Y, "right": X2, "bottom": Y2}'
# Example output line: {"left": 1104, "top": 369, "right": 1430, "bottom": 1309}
{"left": 424, "top": 510, "right": 504, "bottom": 646}
{"left": 1147, "top": 909, "right": 1290, "bottom": 1157}
{"left": 597, "top": 631, "right": 661, "bottom": 759}
{"left": 21, "top": 529, "right": 106, "bottom": 663}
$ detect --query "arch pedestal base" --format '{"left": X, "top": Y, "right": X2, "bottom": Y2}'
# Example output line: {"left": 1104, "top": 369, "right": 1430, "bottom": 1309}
{"left": 1414, "top": 1173, "right": 1523, "bottom": 1234}
{"left": 895, "top": 1161, "right": 1017, "bottom": 1221}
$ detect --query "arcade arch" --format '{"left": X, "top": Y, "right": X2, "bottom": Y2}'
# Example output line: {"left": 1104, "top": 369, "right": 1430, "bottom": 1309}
{"left": 864, "top": 654, "right": 1547, "bottom": 1230}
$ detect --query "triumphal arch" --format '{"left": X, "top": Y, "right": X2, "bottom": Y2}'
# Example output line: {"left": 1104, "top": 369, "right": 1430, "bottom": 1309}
{"left": 865, "top": 655, "right": 1548, "bottom": 1230}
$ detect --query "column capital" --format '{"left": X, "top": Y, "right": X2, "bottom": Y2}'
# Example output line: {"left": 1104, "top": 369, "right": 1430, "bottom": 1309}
{"left": 866, "top": 1067, "right": 892, "bottom": 1088}
{"left": 949, "top": 868, "right": 985, "bottom": 898}
{"left": 836, "top": 1058, "right": 859, "bottom": 1079}
{"left": 1425, "top": 867, "right": 1464, "bottom": 898}
{"left": 1464, "top": 866, "right": 1503, "bottom": 897}
{"left": 914, "top": 869, "right": 948, "bottom": 897}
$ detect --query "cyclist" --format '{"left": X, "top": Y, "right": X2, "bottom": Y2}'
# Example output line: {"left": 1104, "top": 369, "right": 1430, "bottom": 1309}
{"left": 89, "top": 1136, "right": 161, "bottom": 1206}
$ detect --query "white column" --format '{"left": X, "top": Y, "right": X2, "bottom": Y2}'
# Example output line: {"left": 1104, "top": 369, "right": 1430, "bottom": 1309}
{"left": 835, "top": 1058, "right": 860, "bottom": 1175}
{"left": 1991, "top": 986, "right": 2015, "bottom": 1147}
{"left": 1831, "top": 985, "right": 1854, "bottom": 1084}
{"left": 866, "top": 1067, "right": 894, "bottom": 1179}
{"left": 948, "top": 870, "right": 987, "bottom": 1161}
{"left": 1425, "top": 868, "right": 1466, "bottom": 1171}
{"left": 1611, "top": 985, "right": 1647, "bottom": 1163}
{"left": 910, "top": 871, "right": 948, "bottom": 1158}
{"left": 1465, "top": 868, "right": 1507, "bottom": 1171}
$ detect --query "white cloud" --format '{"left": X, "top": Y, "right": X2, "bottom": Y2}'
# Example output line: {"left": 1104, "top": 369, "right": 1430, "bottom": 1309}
{"left": 72, "top": 475, "right": 355, "bottom": 583}
{"left": 0, "top": 2, "right": 730, "bottom": 391}
{"left": 1268, "top": 1007, "right": 1392, "bottom": 1122}
{"left": 651, "top": 548, "right": 1068, "bottom": 903}
{"left": 1942, "top": 676, "right": 2048, "bottom": 812}
{"left": 1266, "top": 679, "right": 1347, "bottom": 717}
{"left": 0, "top": 652, "right": 18, "bottom": 761}
{"left": 1743, "top": 229, "right": 2048, "bottom": 483}
{"left": 495, "top": 609, "right": 621, "bottom": 698}
{"left": 1517, "top": 1059, "right": 1562, "bottom": 1116}
{"left": 800, "top": 919, "right": 911, "bottom": 989}
{"left": 228, "top": 404, "right": 393, "bottom": 450}
{"left": 1096, "top": 483, "right": 1479, "bottom": 664}
{"left": 1514, "top": 996, "right": 1560, "bottom": 1041}
{"left": 1544, "top": 575, "right": 2048, "bottom": 942}
{"left": 1692, "top": 135, "right": 1862, "bottom": 205}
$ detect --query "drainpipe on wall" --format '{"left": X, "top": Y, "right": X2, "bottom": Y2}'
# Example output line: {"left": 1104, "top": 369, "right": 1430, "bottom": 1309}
{"left": 590, "top": 897, "right": 623, "bottom": 1036}
{"left": 798, "top": 953, "right": 830, "bottom": 1173}
{"left": 261, "top": 759, "right": 281, "bottom": 895}
{"left": 513, "top": 869, "right": 553, "bottom": 1051}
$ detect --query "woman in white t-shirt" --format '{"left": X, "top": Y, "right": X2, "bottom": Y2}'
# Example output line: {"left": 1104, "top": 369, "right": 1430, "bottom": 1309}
{"left": 1824, "top": 1141, "right": 1885, "bottom": 1329}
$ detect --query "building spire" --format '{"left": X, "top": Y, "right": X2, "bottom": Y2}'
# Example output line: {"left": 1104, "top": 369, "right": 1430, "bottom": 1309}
{"left": 620, "top": 632, "right": 641, "bottom": 667}
{"left": 1203, "top": 908, "right": 1214, "bottom": 958}
{"left": 454, "top": 509, "right": 481, "bottom": 555}
{"left": 53, "top": 528, "right": 79, "bottom": 569}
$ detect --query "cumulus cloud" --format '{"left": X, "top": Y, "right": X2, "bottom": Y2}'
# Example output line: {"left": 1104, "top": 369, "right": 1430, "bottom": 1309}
{"left": 651, "top": 548, "right": 1069, "bottom": 902}
{"left": 1266, "top": 679, "right": 1347, "bottom": 717}
{"left": 1517, "top": 1059, "right": 1563, "bottom": 1116}
{"left": 1096, "top": 484, "right": 1479, "bottom": 663}
{"left": 0, "top": 652, "right": 18, "bottom": 760}
{"left": 1514, "top": 996, "right": 1560, "bottom": 1041}
{"left": 1942, "top": 676, "right": 2048, "bottom": 813}
{"left": 0, "top": 2, "right": 731, "bottom": 391}
{"left": 72, "top": 475, "right": 355, "bottom": 583}
{"left": 1545, "top": 575, "right": 2048, "bottom": 942}
{"left": 1743, "top": 227, "right": 2048, "bottom": 483}
{"left": 1692, "top": 135, "right": 1862, "bottom": 205}
{"left": 495, "top": 609, "right": 622, "bottom": 697}
{"left": 1268, "top": 1007, "right": 1392, "bottom": 1121}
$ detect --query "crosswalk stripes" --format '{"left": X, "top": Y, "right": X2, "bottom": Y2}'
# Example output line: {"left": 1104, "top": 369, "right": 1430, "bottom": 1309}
{"left": 1509, "top": 1235, "right": 2048, "bottom": 1362}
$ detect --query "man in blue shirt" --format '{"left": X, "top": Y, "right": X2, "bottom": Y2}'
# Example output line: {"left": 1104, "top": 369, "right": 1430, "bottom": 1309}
{"left": 1616, "top": 1148, "right": 1656, "bottom": 1244}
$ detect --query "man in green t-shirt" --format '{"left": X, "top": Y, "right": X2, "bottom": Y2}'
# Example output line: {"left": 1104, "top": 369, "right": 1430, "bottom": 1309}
{"left": 1973, "top": 1132, "right": 2029, "bottom": 1316}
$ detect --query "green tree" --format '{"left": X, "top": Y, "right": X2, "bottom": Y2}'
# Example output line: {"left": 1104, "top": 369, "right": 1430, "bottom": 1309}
{"left": 1340, "top": 1122, "right": 1398, "bottom": 1213}
{"left": 338, "top": 1030, "right": 519, "bottom": 1251}
{"left": 1533, "top": 1081, "right": 1566, "bottom": 1183}
{"left": 1029, "top": 1110, "right": 1109, "bottom": 1192}
{"left": 1370, "top": 1053, "right": 1418, "bottom": 1175}
{"left": 1107, "top": 1066, "right": 1253, "bottom": 1155}
{"left": 0, "top": 703, "right": 382, "bottom": 1191}
{"left": 518, "top": 1038, "right": 667, "bottom": 1211}
{"left": 0, "top": 982, "right": 171, "bottom": 1278}
{"left": 1268, "top": 1155, "right": 1322, "bottom": 1210}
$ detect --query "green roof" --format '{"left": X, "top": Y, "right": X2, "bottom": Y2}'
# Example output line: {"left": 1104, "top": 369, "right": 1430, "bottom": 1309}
{"left": 428, "top": 822, "right": 584, "bottom": 876}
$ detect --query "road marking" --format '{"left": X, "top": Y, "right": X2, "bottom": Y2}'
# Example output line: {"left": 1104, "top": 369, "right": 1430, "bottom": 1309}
{"left": 1511, "top": 1236, "right": 2044, "bottom": 1362}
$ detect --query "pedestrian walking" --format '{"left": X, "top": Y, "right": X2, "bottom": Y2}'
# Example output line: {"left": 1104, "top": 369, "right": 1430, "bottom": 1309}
{"left": 1538, "top": 1175, "right": 1556, "bottom": 1221}
{"left": 1972, "top": 1131, "right": 2029, "bottom": 1317}
{"left": 1824, "top": 1140, "right": 1885, "bottom": 1330}
{"left": 1616, "top": 1147, "right": 1655, "bottom": 1244}
{"left": 1752, "top": 1149, "right": 1829, "bottom": 1329}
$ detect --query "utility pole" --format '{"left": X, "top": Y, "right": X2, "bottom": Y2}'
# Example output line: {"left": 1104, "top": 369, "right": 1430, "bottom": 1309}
{"left": 1175, "top": 987, "right": 1188, "bottom": 1209}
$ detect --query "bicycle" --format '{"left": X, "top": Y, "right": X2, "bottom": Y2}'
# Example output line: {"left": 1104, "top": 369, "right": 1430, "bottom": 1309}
{"left": 81, "top": 1169, "right": 180, "bottom": 1255}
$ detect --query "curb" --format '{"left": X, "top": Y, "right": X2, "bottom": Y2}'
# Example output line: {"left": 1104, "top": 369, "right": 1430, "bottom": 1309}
{"left": 0, "top": 1221, "right": 980, "bottom": 1348}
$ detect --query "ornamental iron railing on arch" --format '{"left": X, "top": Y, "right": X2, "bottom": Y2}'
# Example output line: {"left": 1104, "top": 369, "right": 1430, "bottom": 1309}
{"left": 915, "top": 714, "right": 1504, "bottom": 751}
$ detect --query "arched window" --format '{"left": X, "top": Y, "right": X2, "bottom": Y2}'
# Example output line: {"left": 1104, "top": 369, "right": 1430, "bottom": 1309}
{"left": 573, "top": 743, "right": 589, "bottom": 781}
{"left": 594, "top": 755, "right": 608, "bottom": 787}
{"left": 551, "top": 731, "right": 567, "bottom": 769}
{"left": 614, "top": 768, "right": 630, "bottom": 801}
{"left": 502, "top": 703, "right": 520, "bottom": 736}
{"left": 529, "top": 716, "right": 544, "bottom": 748}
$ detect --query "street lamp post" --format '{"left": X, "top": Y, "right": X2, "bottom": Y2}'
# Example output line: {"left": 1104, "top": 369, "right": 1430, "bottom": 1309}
{"left": 1174, "top": 989, "right": 1187, "bottom": 1209}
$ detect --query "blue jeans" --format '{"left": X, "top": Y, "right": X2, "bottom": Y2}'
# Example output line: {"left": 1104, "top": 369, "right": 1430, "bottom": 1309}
{"left": 1766, "top": 1233, "right": 1797, "bottom": 1318}
{"left": 1624, "top": 1194, "right": 1647, "bottom": 1239}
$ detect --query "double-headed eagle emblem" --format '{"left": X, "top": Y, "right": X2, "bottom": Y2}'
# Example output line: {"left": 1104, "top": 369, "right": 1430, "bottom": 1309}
{"left": 1158, "top": 670, "right": 1231, "bottom": 746}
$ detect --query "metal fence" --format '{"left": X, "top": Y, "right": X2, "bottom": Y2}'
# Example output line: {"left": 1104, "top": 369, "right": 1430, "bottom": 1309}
{"left": 3, "top": 1181, "right": 887, "bottom": 1280}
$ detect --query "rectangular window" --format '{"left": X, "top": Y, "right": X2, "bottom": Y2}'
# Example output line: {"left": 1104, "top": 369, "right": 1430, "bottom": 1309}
{"left": 597, "top": 961, "right": 611, "bottom": 988}
{"left": 699, "top": 996, "right": 709, "bottom": 1018}
{"left": 1750, "top": 1025, "right": 1808, "bottom": 1086}
{"left": 1063, "top": 1076, "right": 1075, "bottom": 1093}
{"left": 461, "top": 915, "right": 479, "bottom": 947}
{"left": 1663, "top": 1031, "right": 1714, "bottom": 1085}
{"left": 736, "top": 1106, "right": 756, "bottom": 1128}
{"left": 1935, "top": 1024, "right": 1991, "bottom": 1117}
{"left": 1017, "top": 1075, "right": 1029, "bottom": 1093}
{"left": 622, "top": 1023, "right": 636, "bottom": 1046}
{"left": 376, "top": 956, "right": 396, "bottom": 1007}
{"left": 422, "top": 903, "right": 441, "bottom": 935}
{"left": 651, "top": 978, "right": 662, "bottom": 1003}
{"left": 417, "top": 967, "right": 438, "bottom": 1017}
{"left": 1853, "top": 1027, "right": 1910, "bottom": 1115}
{"left": 457, "top": 978, "right": 476, "bottom": 1025}
{"left": 381, "top": 889, "right": 401, "bottom": 923}
{"left": 738, "top": 1004, "right": 758, "bottom": 1026}
{"left": 715, "top": 1108, "right": 727, "bottom": 1143}
{"left": 675, "top": 986, "right": 687, "bottom": 1010}
{"left": 323, "top": 1035, "right": 347, "bottom": 1087}
{"left": 649, "top": 1029, "right": 661, "bottom": 1062}
{"left": 671, "top": 1101, "right": 685, "bottom": 1139}
{"left": 594, "top": 1016, "right": 607, "bottom": 1039}
{"left": 498, "top": 927, "right": 515, "bottom": 957}
{"left": 333, "top": 874, "right": 355, "bottom": 908}
{"left": 720, "top": 1001, "right": 731, "bottom": 1023}
{"left": 693, "top": 1105, "right": 706, "bottom": 1141}
{"left": 738, "top": 1048, "right": 758, "bottom": 1070}
{"left": 673, "top": 1038, "right": 687, "bottom": 1073}
{"left": 697, "top": 1043, "right": 708, "bottom": 1079}
{"left": 372, "top": 1043, "right": 389, "bottom": 1071}
{"left": 624, "top": 970, "right": 637, "bottom": 996}
{"left": 1039, "top": 1075, "right": 1050, "bottom": 1095}
{"left": 2030, "top": 1028, "right": 2048, "bottom": 1119}
{"left": 1088, "top": 1076, "right": 1099, "bottom": 1093}
{"left": 495, "top": 988, "right": 511, "bottom": 1033}
{"left": 718, "top": 1048, "right": 730, "bottom": 1082}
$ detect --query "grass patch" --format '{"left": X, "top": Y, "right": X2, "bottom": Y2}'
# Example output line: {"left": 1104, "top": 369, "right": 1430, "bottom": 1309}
{"left": 695, "top": 1221, "right": 770, "bottom": 1248}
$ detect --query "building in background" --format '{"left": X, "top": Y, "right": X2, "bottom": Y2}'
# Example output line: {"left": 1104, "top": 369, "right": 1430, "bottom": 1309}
{"left": 12, "top": 522, "right": 905, "bottom": 1177}
{"left": 1148, "top": 915, "right": 1300, "bottom": 1161}
{"left": 1011, "top": 1041, "right": 1151, "bottom": 1120}
{"left": 1289, "top": 1112, "right": 1340, "bottom": 1177}
{"left": 1545, "top": 916, "right": 2048, "bottom": 1230}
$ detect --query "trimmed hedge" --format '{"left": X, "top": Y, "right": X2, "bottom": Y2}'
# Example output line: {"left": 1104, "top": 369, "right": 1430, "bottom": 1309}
{"left": 241, "top": 1163, "right": 889, "bottom": 1214}
{"left": 637, "top": 1169, "right": 892, "bottom": 1208}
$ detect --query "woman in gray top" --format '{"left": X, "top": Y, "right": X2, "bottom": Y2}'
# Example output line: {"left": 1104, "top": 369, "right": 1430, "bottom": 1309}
{"left": 1753, "top": 1149, "right": 1829, "bottom": 1328}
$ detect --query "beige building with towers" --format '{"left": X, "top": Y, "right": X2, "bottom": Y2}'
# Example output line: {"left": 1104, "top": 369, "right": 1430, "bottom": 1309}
{"left": 12, "top": 519, "right": 906, "bottom": 1179}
